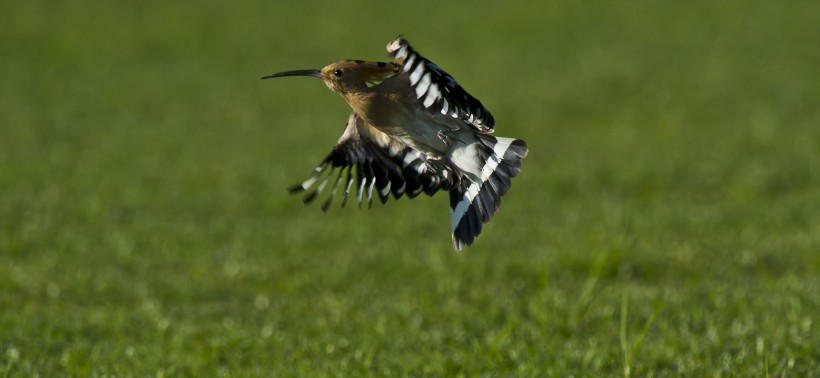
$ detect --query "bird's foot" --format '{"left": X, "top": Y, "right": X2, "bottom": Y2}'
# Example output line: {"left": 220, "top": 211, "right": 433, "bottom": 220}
{"left": 437, "top": 129, "right": 464, "bottom": 148}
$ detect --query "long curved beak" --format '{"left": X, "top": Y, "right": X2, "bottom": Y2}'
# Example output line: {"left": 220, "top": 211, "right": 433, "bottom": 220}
{"left": 261, "top": 69, "right": 322, "bottom": 80}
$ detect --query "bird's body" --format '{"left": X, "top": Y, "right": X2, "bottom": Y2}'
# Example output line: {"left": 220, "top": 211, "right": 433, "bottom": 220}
{"left": 263, "top": 37, "right": 528, "bottom": 250}
{"left": 348, "top": 77, "right": 453, "bottom": 156}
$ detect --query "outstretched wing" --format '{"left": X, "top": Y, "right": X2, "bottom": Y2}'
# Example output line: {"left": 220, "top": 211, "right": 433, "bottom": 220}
{"left": 386, "top": 37, "right": 495, "bottom": 133}
{"left": 289, "top": 113, "right": 455, "bottom": 211}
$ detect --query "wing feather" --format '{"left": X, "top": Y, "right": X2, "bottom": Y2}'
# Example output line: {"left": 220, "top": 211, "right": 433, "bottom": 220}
{"left": 387, "top": 37, "right": 495, "bottom": 132}
{"left": 290, "top": 113, "right": 456, "bottom": 210}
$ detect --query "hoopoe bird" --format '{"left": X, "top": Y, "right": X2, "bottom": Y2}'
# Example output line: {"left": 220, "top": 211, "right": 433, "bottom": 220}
{"left": 262, "top": 37, "right": 528, "bottom": 251}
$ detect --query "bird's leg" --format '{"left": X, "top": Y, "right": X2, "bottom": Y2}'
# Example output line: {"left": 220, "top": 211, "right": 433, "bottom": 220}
{"left": 437, "top": 128, "right": 466, "bottom": 148}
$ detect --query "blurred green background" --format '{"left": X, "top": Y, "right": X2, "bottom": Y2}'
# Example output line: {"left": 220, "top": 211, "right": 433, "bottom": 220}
{"left": 1, "top": 0, "right": 818, "bottom": 376}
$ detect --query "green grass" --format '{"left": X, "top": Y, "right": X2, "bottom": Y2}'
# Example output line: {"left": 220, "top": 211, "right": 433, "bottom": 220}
{"left": 2, "top": 0, "right": 819, "bottom": 376}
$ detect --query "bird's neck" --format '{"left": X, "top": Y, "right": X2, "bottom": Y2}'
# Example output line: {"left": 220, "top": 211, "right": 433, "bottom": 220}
{"left": 342, "top": 90, "right": 381, "bottom": 124}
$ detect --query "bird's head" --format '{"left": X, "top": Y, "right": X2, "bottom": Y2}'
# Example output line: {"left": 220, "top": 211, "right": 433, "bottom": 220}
{"left": 262, "top": 60, "right": 399, "bottom": 95}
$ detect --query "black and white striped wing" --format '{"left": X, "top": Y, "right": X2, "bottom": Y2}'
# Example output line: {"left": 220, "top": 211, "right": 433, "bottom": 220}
{"left": 387, "top": 37, "right": 495, "bottom": 133}
{"left": 289, "top": 113, "right": 454, "bottom": 211}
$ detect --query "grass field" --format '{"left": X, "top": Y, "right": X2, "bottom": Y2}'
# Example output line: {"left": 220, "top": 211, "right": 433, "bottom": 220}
{"left": 2, "top": 0, "right": 819, "bottom": 376}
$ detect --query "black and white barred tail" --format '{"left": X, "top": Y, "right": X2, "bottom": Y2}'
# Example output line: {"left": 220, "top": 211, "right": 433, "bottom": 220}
{"left": 449, "top": 134, "right": 528, "bottom": 251}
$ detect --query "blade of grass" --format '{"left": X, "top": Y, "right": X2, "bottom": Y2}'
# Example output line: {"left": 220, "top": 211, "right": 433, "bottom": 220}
{"left": 621, "top": 292, "right": 662, "bottom": 378}
{"left": 570, "top": 252, "right": 608, "bottom": 326}
{"left": 620, "top": 291, "right": 630, "bottom": 378}
{"left": 629, "top": 299, "right": 662, "bottom": 367}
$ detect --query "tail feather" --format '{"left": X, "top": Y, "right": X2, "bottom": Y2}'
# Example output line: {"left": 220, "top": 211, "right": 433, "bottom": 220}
{"left": 449, "top": 134, "right": 528, "bottom": 251}
{"left": 476, "top": 184, "right": 496, "bottom": 222}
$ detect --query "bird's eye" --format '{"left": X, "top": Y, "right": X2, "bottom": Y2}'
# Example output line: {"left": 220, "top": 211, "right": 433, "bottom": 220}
{"left": 333, "top": 69, "right": 343, "bottom": 77}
